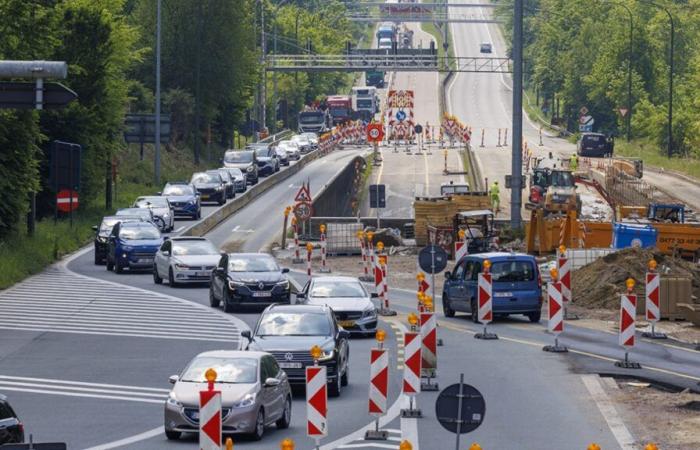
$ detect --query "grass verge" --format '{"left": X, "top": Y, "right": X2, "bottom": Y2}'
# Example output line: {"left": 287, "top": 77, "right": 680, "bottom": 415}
{"left": 0, "top": 142, "right": 223, "bottom": 290}
{"left": 615, "top": 140, "right": 700, "bottom": 180}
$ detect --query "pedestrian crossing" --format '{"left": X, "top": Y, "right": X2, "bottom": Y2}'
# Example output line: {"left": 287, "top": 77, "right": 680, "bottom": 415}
{"left": 0, "top": 268, "right": 240, "bottom": 343}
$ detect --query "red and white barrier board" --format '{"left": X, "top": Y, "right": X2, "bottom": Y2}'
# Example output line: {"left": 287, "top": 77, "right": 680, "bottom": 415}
{"left": 306, "top": 366, "right": 328, "bottom": 438}
{"left": 368, "top": 348, "right": 388, "bottom": 415}
{"left": 645, "top": 272, "right": 660, "bottom": 322}
{"left": 548, "top": 282, "right": 564, "bottom": 335}
{"left": 454, "top": 240, "right": 468, "bottom": 262}
{"left": 477, "top": 273, "right": 493, "bottom": 324}
{"left": 199, "top": 389, "right": 221, "bottom": 450}
{"left": 558, "top": 256, "right": 571, "bottom": 304}
{"left": 420, "top": 312, "right": 437, "bottom": 377}
{"left": 402, "top": 332, "right": 422, "bottom": 395}
{"left": 619, "top": 294, "right": 637, "bottom": 348}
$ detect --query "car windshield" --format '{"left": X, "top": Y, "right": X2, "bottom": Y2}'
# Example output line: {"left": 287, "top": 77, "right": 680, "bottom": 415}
{"left": 211, "top": 171, "right": 230, "bottom": 181}
{"left": 329, "top": 108, "right": 350, "bottom": 116}
{"left": 134, "top": 197, "right": 168, "bottom": 208}
{"left": 550, "top": 171, "right": 574, "bottom": 187}
{"left": 299, "top": 113, "right": 323, "bottom": 124}
{"left": 441, "top": 185, "right": 470, "bottom": 195}
{"left": 163, "top": 185, "right": 194, "bottom": 196}
{"left": 228, "top": 255, "right": 279, "bottom": 272}
{"left": 119, "top": 225, "right": 160, "bottom": 240}
{"left": 254, "top": 148, "right": 271, "bottom": 157}
{"left": 172, "top": 240, "right": 219, "bottom": 256}
{"left": 256, "top": 312, "right": 331, "bottom": 336}
{"left": 302, "top": 133, "right": 318, "bottom": 140}
{"left": 491, "top": 261, "right": 535, "bottom": 282}
{"left": 224, "top": 168, "right": 243, "bottom": 177}
{"left": 293, "top": 136, "right": 309, "bottom": 143}
{"left": 117, "top": 208, "right": 149, "bottom": 218}
{"left": 99, "top": 217, "right": 122, "bottom": 231}
{"left": 224, "top": 151, "right": 254, "bottom": 163}
{"left": 180, "top": 356, "right": 257, "bottom": 384}
{"left": 191, "top": 173, "right": 219, "bottom": 184}
{"left": 311, "top": 281, "right": 366, "bottom": 298}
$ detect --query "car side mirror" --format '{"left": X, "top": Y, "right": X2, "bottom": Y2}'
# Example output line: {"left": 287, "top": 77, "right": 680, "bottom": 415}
{"left": 162, "top": 250, "right": 170, "bottom": 256}
{"left": 371, "top": 292, "right": 379, "bottom": 298}
{"left": 264, "top": 377, "right": 281, "bottom": 387}
{"left": 92, "top": 225, "right": 98, "bottom": 231}
{"left": 241, "top": 330, "right": 252, "bottom": 341}
{"left": 281, "top": 268, "right": 290, "bottom": 273}
{"left": 338, "top": 329, "right": 351, "bottom": 339}
{"left": 156, "top": 191, "right": 162, "bottom": 196}
{"left": 169, "top": 375, "right": 179, "bottom": 384}
{"left": 445, "top": 271, "right": 451, "bottom": 279}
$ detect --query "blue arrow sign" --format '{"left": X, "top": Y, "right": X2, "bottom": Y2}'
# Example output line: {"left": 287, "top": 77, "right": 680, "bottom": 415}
{"left": 396, "top": 110, "right": 407, "bottom": 122}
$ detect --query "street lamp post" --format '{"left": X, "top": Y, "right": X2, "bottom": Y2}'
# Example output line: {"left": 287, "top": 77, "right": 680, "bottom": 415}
{"left": 511, "top": 0, "right": 524, "bottom": 228}
{"left": 154, "top": 0, "right": 161, "bottom": 184}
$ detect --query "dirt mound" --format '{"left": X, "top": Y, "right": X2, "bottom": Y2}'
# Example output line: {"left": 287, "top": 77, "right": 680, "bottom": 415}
{"left": 572, "top": 247, "right": 700, "bottom": 309}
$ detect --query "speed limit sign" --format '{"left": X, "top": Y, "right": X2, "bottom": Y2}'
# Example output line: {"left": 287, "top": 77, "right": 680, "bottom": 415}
{"left": 294, "top": 201, "right": 313, "bottom": 221}
{"left": 366, "top": 124, "right": 384, "bottom": 143}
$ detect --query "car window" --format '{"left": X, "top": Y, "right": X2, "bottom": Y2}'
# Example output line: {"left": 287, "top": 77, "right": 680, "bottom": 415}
{"left": 0, "top": 402, "right": 13, "bottom": 420}
{"left": 218, "top": 254, "right": 228, "bottom": 269}
{"left": 119, "top": 225, "right": 160, "bottom": 240}
{"left": 224, "top": 151, "right": 254, "bottom": 163}
{"left": 261, "top": 356, "right": 277, "bottom": 380}
{"left": 267, "top": 356, "right": 281, "bottom": 377}
{"left": 491, "top": 261, "right": 535, "bottom": 282}
{"left": 256, "top": 312, "right": 331, "bottom": 336}
{"left": 228, "top": 255, "right": 279, "bottom": 272}
{"left": 160, "top": 241, "right": 171, "bottom": 252}
{"left": 453, "top": 261, "right": 466, "bottom": 280}
{"left": 470, "top": 262, "right": 482, "bottom": 281}
{"left": 163, "top": 185, "right": 194, "bottom": 196}
{"left": 134, "top": 197, "right": 168, "bottom": 208}
{"left": 172, "top": 240, "right": 218, "bottom": 256}
{"left": 191, "top": 173, "right": 219, "bottom": 184}
{"left": 310, "top": 281, "right": 366, "bottom": 298}
{"left": 180, "top": 356, "right": 258, "bottom": 384}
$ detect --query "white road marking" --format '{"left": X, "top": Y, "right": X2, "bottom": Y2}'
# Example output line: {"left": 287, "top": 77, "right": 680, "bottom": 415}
{"left": 232, "top": 225, "right": 240, "bottom": 232}
{"left": 581, "top": 375, "right": 637, "bottom": 450}
{"left": 81, "top": 426, "right": 164, "bottom": 450}
{"left": 0, "top": 375, "right": 168, "bottom": 392}
{"left": 174, "top": 226, "right": 184, "bottom": 232}
{"left": 336, "top": 444, "right": 399, "bottom": 449}
{"left": 0, "top": 386, "right": 163, "bottom": 404}
{"left": 400, "top": 396, "right": 419, "bottom": 450}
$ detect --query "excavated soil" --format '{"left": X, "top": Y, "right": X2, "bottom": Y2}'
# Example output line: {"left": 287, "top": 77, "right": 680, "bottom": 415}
{"left": 571, "top": 247, "right": 700, "bottom": 309}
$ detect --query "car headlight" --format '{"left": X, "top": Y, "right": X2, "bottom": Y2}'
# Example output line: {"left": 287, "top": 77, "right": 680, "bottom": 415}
{"left": 276, "top": 279, "right": 290, "bottom": 290}
{"left": 167, "top": 393, "right": 183, "bottom": 408}
{"left": 318, "top": 348, "right": 335, "bottom": 362}
{"left": 215, "top": 186, "right": 223, "bottom": 191}
{"left": 246, "top": 166, "right": 254, "bottom": 172}
{"left": 228, "top": 280, "right": 245, "bottom": 290}
{"left": 362, "top": 307, "right": 377, "bottom": 319}
{"left": 233, "top": 392, "right": 256, "bottom": 408}
{"left": 174, "top": 263, "right": 190, "bottom": 270}
{"left": 97, "top": 236, "right": 108, "bottom": 243}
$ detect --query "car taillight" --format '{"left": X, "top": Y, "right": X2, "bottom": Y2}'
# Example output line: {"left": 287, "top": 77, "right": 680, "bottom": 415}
{"left": 537, "top": 269, "right": 542, "bottom": 289}
{"left": 18, "top": 422, "right": 24, "bottom": 433}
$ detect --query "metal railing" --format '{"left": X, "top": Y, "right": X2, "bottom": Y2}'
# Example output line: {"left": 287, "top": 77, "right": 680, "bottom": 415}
{"left": 348, "top": 12, "right": 502, "bottom": 23}
{"left": 265, "top": 55, "right": 511, "bottom": 73}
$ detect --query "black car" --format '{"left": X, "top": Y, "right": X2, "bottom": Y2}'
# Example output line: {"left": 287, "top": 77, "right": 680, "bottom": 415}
{"left": 220, "top": 167, "right": 247, "bottom": 193}
{"left": 190, "top": 172, "right": 226, "bottom": 205}
{"left": 577, "top": 132, "right": 614, "bottom": 157}
{"left": 209, "top": 253, "right": 291, "bottom": 313}
{"left": 252, "top": 145, "right": 280, "bottom": 176}
{"left": 242, "top": 304, "right": 350, "bottom": 397}
{"left": 207, "top": 169, "right": 235, "bottom": 199}
{"left": 223, "top": 150, "right": 259, "bottom": 185}
{"left": 92, "top": 215, "right": 143, "bottom": 264}
{"left": 0, "top": 394, "right": 24, "bottom": 444}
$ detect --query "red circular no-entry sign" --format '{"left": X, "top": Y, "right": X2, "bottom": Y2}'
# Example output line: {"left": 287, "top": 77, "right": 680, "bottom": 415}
{"left": 57, "top": 189, "right": 79, "bottom": 213}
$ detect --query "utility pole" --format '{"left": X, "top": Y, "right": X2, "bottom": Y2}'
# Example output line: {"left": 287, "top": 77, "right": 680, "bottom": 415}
{"left": 194, "top": 1, "right": 203, "bottom": 164}
{"left": 154, "top": 0, "right": 162, "bottom": 184}
{"left": 261, "top": 2, "right": 267, "bottom": 133}
{"left": 511, "top": 0, "right": 524, "bottom": 228}
{"left": 273, "top": 24, "right": 278, "bottom": 133}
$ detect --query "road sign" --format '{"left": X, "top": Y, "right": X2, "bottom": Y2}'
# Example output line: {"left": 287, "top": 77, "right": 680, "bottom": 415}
{"left": 295, "top": 183, "right": 312, "bottom": 202}
{"left": 0, "top": 82, "right": 77, "bottom": 109}
{"left": 435, "top": 377, "right": 486, "bottom": 434}
{"left": 414, "top": 124, "right": 423, "bottom": 134}
{"left": 294, "top": 201, "right": 313, "bottom": 221}
{"left": 56, "top": 189, "right": 79, "bottom": 213}
{"left": 578, "top": 115, "right": 594, "bottom": 132}
{"left": 49, "top": 140, "right": 81, "bottom": 191}
{"left": 579, "top": 106, "right": 589, "bottom": 116}
{"left": 0, "top": 444, "right": 67, "bottom": 450}
{"left": 124, "top": 114, "right": 171, "bottom": 144}
{"left": 396, "top": 110, "right": 407, "bottom": 122}
{"left": 418, "top": 245, "right": 448, "bottom": 273}
{"left": 367, "top": 123, "right": 384, "bottom": 143}
{"left": 618, "top": 107, "right": 629, "bottom": 117}
{"left": 369, "top": 184, "right": 386, "bottom": 208}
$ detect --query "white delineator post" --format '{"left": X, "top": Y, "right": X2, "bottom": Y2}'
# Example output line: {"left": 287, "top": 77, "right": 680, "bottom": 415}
{"left": 319, "top": 224, "right": 330, "bottom": 273}
{"left": 307, "top": 346, "right": 328, "bottom": 449}
{"left": 199, "top": 369, "right": 221, "bottom": 450}
{"left": 643, "top": 259, "right": 666, "bottom": 339}
{"left": 615, "top": 279, "right": 641, "bottom": 369}
{"left": 475, "top": 259, "right": 498, "bottom": 340}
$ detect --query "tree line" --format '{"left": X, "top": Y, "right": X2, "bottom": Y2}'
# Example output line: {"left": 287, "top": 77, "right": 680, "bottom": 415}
{"left": 0, "top": 0, "right": 361, "bottom": 239}
{"left": 498, "top": 0, "right": 699, "bottom": 156}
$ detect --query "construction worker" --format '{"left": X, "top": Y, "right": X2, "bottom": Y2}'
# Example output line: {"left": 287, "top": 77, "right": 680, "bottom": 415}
{"left": 570, "top": 152, "right": 579, "bottom": 171}
{"left": 489, "top": 180, "right": 500, "bottom": 213}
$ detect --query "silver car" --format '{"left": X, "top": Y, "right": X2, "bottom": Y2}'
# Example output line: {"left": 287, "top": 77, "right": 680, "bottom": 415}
{"left": 153, "top": 237, "right": 221, "bottom": 286}
{"left": 301, "top": 132, "right": 319, "bottom": 150}
{"left": 276, "top": 140, "right": 301, "bottom": 161}
{"left": 132, "top": 196, "right": 174, "bottom": 232}
{"left": 291, "top": 134, "right": 312, "bottom": 154}
{"left": 164, "top": 350, "right": 292, "bottom": 441}
{"left": 299, "top": 276, "right": 379, "bottom": 335}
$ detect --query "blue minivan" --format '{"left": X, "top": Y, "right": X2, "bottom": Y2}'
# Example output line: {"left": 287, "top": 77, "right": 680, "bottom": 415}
{"left": 106, "top": 221, "right": 164, "bottom": 274}
{"left": 442, "top": 252, "right": 543, "bottom": 323}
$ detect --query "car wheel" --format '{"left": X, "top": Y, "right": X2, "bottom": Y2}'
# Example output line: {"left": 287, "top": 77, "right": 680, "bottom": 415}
{"left": 94, "top": 248, "right": 101, "bottom": 265}
{"left": 114, "top": 258, "right": 124, "bottom": 274}
{"left": 223, "top": 289, "right": 236, "bottom": 313}
{"left": 527, "top": 311, "right": 542, "bottom": 323}
{"left": 168, "top": 268, "right": 178, "bottom": 287}
{"left": 471, "top": 299, "right": 479, "bottom": 323}
{"left": 196, "top": 209, "right": 201, "bottom": 220}
{"left": 443, "top": 293, "right": 455, "bottom": 318}
{"left": 209, "top": 288, "right": 220, "bottom": 308}
{"left": 276, "top": 396, "right": 291, "bottom": 429}
{"left": 153, "top": 265, "right": 163, "bottom": 284}
{"left": 329, "top": 373, "right": 342, "bottom": 397}
{"left": 341, "top": 365, "right": 349, "bottom": 387}
{"left": 106, "top": 257, "right": 114, "bottom": 271}
{"left": 164, "top": 430, "right": 181, "bottom": 441}
{"left": 218, "top": 195, "right": 225, "bottom": 206}
{"left": 252, "top": 176, "right": 258, "bottom": 185}
{"left": 251, "top": 408, "right": 265, "bottom": 441}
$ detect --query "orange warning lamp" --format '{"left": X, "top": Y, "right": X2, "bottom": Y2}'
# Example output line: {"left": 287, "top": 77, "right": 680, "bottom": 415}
{"left": 356, "top": 230, "right": 365, "bottom": 239}
{"left": 644, "top": 444, "right": 658, "bottom": 450}
{"left": 205, "top": 368, "right": 217, "bottom": 383}
{"left": 550, "top": 267, "right": 559, "bottom": 282}
{"left": 648, "top": 259, "right": 657, "bottom": 271}
{"left": 284, "top": 206, "right": 292, "bottom": 217}
{"left": 417, "top": 291, "right": 425, "bottom": 302}
{"left": 483, "top": 259, "right": 491, "bottom": 273}
{"left": 310, "top": 345, "right": 322, "bottom": 361}
{"left": 559, "top": 245, "right": 567, "bottom": 255}
{"left": 379, "top": 255, "right": 387, "bottom": 266}
{"left": 399, "top": 440, "right": 413, "bottom": 450}
{"left": 408, "top": 313, "right": 419, "bottom": 327}
{"left": 320, "top": 224, "right": 326, "bottom": 233}
{"left": 375, "top": 329, "right": 386, "bottom": 343}
{"left": 366, "top": 231, "right": 375, "bottom": 241}
{"left": 469, "top": 444, "right": 483, "bottom": 450}
{"left": 587, "top": 444, "right": 601, "bottom": 450}
{"left": 306, "top": 242, "right": 313, "bottom": 253}
{"left": 626, "top": 278, "right": 636, "bottom": 292}
{"left": 291, "top": 216, "right": 297, "bottom": 225}
{"left": 416, "top": 272, "right": 425, "bottom": 282}
{"left": 225, "top": 437, "right": 234, "bottom": 450}
{"left": 458, "top": 229, "right": 466, "bottom": 240}
{"left": 280, "top": 438, "right": 295, "bottom": 450}
{"left": 376, "top": 241, "right": 385, "bottom": 252}
{"left": 424, "top": 296, "right": 433, "bottom": 310}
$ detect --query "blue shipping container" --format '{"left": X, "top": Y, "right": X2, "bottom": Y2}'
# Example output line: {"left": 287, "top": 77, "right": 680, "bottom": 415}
{"left": 612, "top": 223, "right": 658, "bottom": 249}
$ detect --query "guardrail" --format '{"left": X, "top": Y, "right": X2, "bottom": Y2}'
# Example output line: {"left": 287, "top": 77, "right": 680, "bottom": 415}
{"left": 258, "top": 129, "right": 294, "bottom": 144}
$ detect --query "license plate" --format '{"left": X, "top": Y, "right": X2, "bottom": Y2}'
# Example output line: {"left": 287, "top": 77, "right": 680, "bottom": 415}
{"left": 279, "top": 362, "right": 302, "bottom": 369}
{"left": 252, "top": 291, "right": 272, "bottom": 297}
{"left": 338, "top": 320, "right": 355, "bottom": 328}
{"left": 195, "top": 271, "right": 209, "bottom": 277}
{"left": 138, "top": 258, "right": 153, "bottom": 264}
{"left": 495, "top": 292, "right": 513, "bottom": 297}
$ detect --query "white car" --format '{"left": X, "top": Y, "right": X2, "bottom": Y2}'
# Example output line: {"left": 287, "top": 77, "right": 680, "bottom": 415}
{"left": 291, "top": 135, "right": 312, "bottom": 154}
{"left": 277, "top": 140, "right": 301, "bottom": 160}
{"left": 133, "top": 196, "right": 174, "bottom": 232}
{"left": 298, "top": 276, "right": 378, "bottom": 335}
{"left": 378, "top": 37, "right": 393, "bottom": 50}
{"left": 300, "top": 132, "right": 319, "bottom": 149}
{"left": 153, "top": 237, "right": 221, "bottom": 286}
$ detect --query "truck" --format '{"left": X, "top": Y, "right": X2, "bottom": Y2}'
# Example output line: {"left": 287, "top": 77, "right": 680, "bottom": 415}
{"left": 527, "top": 157, "right": 581, "bottom": 215}
{"left": 352, "top": 87, "right": 378, "bottom": 122}
{"left": 298, "top": 109, "right": 331, "bottom": 134}
{"left": 376, "top": 22, "right": 397, "bottom": 44}
{"left": 365, "top": 70, "right": 385, "bottom": 88}
{"left": 326, "top": 95, "right": 353, "bottom": 125}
